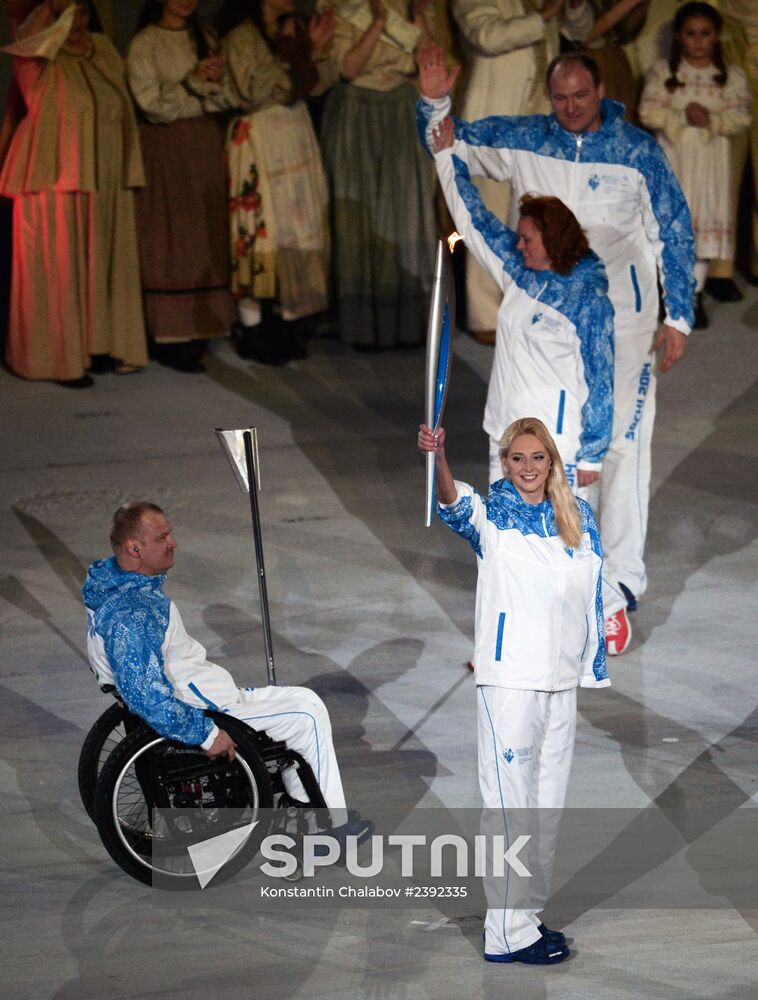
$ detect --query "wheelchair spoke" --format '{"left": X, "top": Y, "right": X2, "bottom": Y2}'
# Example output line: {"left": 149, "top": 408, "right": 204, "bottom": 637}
{"left": 98, "top": 724, "right": 126, "bottom": 773}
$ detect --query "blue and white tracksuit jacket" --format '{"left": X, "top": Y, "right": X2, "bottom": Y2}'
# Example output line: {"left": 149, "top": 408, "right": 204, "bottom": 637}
{"left": 419, "top": 96, "right": 696, "bottom": 613}
{"left": 439, "top": 479, "right": 609, "bottom": 691}
{"left": 83, "top": 558, "right": 346, "bottom": 809}
{"left": 435, "top": 148, "right": 614, "bottom": 483}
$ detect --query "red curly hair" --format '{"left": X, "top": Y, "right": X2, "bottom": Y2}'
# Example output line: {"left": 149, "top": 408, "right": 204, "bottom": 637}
{"left": 519, "top": 195, "right": 590, "bottom": 275}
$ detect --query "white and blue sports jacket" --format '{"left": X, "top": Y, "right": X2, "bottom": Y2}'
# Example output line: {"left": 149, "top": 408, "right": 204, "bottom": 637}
{"left": 83, "top": 558, "right": 233, "bottom": 749}
{"left": 436, "top": 148, "right": 614, "bottom": 472}
{"left": 419, "top": 96, "right": 696, "bottom": 337}
{"left": 440, "top": 479, "right": 609, "bottom": 691}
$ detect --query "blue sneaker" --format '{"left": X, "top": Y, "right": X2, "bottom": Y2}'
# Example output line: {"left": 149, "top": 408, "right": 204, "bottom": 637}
{"left": 538, "top": 923, "right": 567, "bottom": 947}
{"left": 485, "top": 936, "right": 569, "bottom": 965}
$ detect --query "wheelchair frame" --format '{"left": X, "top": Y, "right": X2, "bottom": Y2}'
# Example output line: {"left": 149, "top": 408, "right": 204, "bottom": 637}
{"left": 81, "top": 690, "right": 327, "bottom": 888}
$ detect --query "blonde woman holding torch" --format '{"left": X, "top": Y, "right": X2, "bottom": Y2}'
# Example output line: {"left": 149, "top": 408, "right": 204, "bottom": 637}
{"left": 417, "top": 416, "right": 609, "bottom": 965}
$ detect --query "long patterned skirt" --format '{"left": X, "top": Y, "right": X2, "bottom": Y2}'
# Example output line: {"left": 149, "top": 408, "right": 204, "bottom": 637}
{"left": 227, "top": 100, "right": 329, "bottom": 320}
{"left": 321, "top": 81, "right": 437, "bottom": 348}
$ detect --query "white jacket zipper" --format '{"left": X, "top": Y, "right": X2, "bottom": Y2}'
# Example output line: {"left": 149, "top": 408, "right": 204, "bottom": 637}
{"left": 542, "top": 509, "right": 561, "bottom": 693}
{"left": 570, "top": 135, "right": 584, "bottom": 210}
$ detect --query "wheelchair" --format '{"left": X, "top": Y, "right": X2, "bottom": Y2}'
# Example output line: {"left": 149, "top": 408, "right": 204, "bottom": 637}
{"left": 79, "top": 688, "right": 327, "bottom": 889}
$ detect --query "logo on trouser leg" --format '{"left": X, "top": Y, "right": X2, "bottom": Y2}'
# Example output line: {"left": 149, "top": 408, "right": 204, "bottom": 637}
{"left": 625, "top": 363, "right": 652, "bottom": 441}
{"left": 502, "top": 745, "right": 534, "bottom": 765}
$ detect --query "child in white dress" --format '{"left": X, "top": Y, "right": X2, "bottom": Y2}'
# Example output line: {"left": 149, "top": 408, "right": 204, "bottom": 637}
{"left": 638, "top": 1, "right": 751, "bottom": 329}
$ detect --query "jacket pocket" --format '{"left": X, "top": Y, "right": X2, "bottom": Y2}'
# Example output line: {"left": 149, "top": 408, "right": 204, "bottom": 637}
{"left": 494, "top": 611, "right": 507, "bottom": 662}
{"left": 555, "top": 388, "right": 566, "bottom": 435}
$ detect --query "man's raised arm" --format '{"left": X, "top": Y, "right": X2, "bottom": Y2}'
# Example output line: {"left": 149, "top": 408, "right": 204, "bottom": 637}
{"left": 416, "top": 43, "right": 516, "bottom": 183}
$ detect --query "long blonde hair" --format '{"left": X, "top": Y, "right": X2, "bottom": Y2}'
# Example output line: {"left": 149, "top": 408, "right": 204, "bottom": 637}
{"left": 498, "top": 417, "right": 582, "bottom": 549}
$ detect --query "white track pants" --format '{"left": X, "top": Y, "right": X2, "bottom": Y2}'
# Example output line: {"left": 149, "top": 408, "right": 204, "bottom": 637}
{"left": 477, "top": 685, "right": 576, "bottom": 956}
{"left": 225, "top": 685, "right": 346, "bottom": 813}
{"left": 598, "top": 333, "right": 656, "bottom": 616}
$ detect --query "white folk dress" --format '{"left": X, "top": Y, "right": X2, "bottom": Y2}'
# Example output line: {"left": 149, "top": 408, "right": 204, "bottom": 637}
{"left": 639, "top": 58, "right": 751, "bottom": 260}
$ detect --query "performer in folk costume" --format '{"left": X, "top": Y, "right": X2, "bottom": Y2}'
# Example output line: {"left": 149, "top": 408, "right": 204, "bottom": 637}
{"left": 638, "top": 2, "right": 751, "bottom": 329}
{"left": 219, "top": 0, "right": 338, "bottom": 365}
{"left": 417, "top": 417, "right": 609, "bottom": 965}
{"left": 127, "top": 0, "right": 237, "bottom": 373}
{"left": 628, "top": 0, "right": 751, "bottom": 302}
{"left": 0, "top": 1, "right": 147, "bottom": 386}
{"left": 320, "top": 0, "right": 439, "bottom": 350}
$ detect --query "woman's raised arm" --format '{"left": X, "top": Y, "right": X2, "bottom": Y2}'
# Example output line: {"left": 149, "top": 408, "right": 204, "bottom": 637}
{"left": 417, "top": 424, "right": 456, "bottom": 505}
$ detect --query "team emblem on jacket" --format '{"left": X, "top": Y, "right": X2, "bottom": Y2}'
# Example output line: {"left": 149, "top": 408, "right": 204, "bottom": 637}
{"left": 502, "top": 747, "right": 515, "bottom": 764}
{"left": 587, "top": 172, "right": 630, "bottom": 193}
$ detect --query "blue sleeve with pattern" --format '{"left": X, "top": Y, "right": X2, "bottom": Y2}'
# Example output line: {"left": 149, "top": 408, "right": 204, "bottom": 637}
{"left": 102, "top": 606, "right": 214, "bottom": 746}
{"left": 448, "top": 154, "right": 525, "bottom": 282}
{"left": 576, "top": 284, "right": 615, "bottom": 465}
{"left": 437, "top": 482, "right": 488, "bottom": 559}
{"left": 634, "top": 138, "right": 696, "bottom": 329}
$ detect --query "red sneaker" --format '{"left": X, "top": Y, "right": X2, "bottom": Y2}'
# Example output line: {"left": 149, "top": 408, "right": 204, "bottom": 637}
{"left": 605, "top": 608, "right": 632, "bottom": 655}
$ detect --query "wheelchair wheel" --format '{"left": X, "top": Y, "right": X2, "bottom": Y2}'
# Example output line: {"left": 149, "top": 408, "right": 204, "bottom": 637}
{"left": 78, "top": 702, "right": 142, "bottom": 822}
{"left": 94, "top": 716, "right": 273, "bottom": 889}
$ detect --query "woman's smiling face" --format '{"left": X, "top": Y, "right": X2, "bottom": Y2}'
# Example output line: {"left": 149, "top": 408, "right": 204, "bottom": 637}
{"left": 501, "top": 433, "right": 551, "bottom": 503}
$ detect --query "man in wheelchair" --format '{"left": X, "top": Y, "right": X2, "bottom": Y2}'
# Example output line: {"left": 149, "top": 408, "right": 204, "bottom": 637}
{"left": 83, "top": 501, "right": 352, "bottom": 823}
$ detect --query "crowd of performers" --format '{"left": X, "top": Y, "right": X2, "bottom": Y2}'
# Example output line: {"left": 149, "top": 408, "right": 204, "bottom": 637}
{"left": 0, "top": 0, "right": 445, "bottom": 378}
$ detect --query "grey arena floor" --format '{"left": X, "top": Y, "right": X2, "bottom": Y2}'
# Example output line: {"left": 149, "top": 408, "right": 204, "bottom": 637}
{"left": 2, "top": 282, "right": 758, "bottom": 1000}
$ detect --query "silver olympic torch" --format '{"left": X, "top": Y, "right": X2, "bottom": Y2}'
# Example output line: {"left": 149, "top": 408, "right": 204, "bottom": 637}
{"left": 215, "top": 427, "right": 277, "bottom": 687}
{"left": 424, "top": 234, "right": 460, "bottom": 526}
